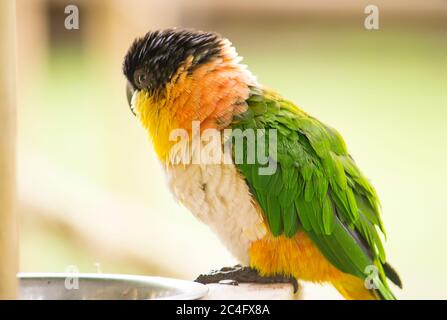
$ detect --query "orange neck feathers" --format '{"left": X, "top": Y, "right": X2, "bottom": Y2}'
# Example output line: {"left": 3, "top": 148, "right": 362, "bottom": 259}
{"left": 135, "top": 39, "right": 256, "bottom": 163}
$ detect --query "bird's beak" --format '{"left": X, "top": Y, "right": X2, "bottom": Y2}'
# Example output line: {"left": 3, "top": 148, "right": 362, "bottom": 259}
{"left": 126, "top": 81, "right": 137, "bottom": 116}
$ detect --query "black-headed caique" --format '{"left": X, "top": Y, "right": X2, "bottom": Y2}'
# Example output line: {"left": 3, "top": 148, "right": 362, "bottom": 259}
{"left": 123, "top": 28, "right": 402, "bottom": 300}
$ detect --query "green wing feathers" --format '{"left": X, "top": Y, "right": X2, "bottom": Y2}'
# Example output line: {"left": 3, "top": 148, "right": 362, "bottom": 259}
{"left": 231, "top": 87, "right": 401, "bottom": 299}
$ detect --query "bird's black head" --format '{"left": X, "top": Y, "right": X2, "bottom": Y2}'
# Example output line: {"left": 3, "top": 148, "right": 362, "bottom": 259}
{"left": 123, "top": 28, "right": 224, "bottom": 105}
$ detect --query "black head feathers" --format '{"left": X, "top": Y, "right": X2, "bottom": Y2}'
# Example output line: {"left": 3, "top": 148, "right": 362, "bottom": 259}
{"left": 123, "top": 28, "right": 223, "bottom": 92}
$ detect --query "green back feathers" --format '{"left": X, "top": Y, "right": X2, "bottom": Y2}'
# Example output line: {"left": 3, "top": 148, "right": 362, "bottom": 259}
{"left": 231, "top": 87, "right": 400, "bottom": 299}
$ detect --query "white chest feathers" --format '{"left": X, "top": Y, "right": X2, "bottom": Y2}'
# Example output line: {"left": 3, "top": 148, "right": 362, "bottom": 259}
{"left": 166, "top": 163, "right": 267, "bottom": 264}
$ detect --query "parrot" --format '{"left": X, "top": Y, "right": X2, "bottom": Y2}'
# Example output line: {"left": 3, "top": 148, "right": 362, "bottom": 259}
{"left": 123, "top": 28, "right": 402, "bottom": 300}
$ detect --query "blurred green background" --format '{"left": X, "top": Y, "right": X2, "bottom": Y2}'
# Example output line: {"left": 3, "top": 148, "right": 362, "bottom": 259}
{"left": 15, "top": 0, "right": 447, "bottom": 299}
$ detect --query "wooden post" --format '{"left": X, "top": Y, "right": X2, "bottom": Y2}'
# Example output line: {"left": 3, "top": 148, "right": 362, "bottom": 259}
{"left": 0, "top": 0, "right": 18, "bottom": 299}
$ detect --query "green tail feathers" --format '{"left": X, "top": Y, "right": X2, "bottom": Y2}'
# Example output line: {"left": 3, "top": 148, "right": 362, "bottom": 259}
{"left": 384, "top": 262, "right": 403, "bottom": 289}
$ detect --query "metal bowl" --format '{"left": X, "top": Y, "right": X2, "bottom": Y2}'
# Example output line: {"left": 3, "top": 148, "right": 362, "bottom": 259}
{"left": 18, "top": 273, "right": 208, "bottom": 300}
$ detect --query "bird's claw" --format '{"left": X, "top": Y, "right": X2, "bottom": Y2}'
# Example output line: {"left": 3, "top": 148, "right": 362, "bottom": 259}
{"left": 195, "top": 264, "right": 299, "bottom": 293}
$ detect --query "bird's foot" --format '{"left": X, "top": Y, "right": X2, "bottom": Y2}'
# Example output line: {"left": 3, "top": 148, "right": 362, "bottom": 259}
{"left": 195, "top": 264, "right": 299, "bottom": 293}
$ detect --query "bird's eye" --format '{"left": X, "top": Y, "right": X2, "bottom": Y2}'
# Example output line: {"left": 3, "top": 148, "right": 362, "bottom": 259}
{"left": 134, "top": 69, "right": 150, "bottom": 89}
